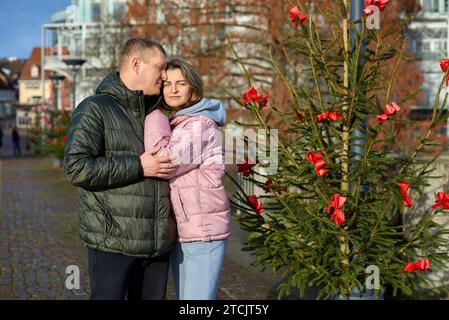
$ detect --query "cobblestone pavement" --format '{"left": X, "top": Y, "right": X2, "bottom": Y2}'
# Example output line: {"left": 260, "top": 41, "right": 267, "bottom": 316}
{"left": 1, "top": 151, "right": 281, "bottom": 300}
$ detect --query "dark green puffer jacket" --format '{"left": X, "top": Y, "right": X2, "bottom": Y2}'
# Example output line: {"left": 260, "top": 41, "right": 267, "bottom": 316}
{"left": 64, "top": 72, "right": 177, "bottom": 258}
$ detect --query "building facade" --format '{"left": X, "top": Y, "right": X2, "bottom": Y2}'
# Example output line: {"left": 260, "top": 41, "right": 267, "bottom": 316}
{"left": 16, "top": 48, "right": 53, "bottom": 129}
{"left": 0, "top": 69, "right": 16, "bottom": 122}
{"left": 41, "top": 0, "right": 129, "bottom": 109}
{"left": 408, "top": 0, "right": 449, "bottom": 138}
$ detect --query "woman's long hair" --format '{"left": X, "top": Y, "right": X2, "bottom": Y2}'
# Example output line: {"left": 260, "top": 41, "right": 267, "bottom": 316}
{"left": 160, "top": 58, "right": 204, "bottom": 112}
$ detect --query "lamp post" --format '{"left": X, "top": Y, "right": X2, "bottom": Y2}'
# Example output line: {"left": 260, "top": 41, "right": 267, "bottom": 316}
{"left": 50, "top": 73, "right": 66, "bottom": 110}
{"left": 349, "top": 0, "right": 366, "bottom": 192}
{"left": 446, "top": 15, "right": 449, "bottom": 147}
{"left": 24, "top": 111, "right": 30, "bottom": 152}
{"left": 62, "top": 58, "right": 86, "bottom": 109}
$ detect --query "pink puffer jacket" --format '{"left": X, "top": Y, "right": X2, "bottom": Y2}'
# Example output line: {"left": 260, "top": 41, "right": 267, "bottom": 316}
{"left": 144, "top": 109, "right": 231, "bottom": 242}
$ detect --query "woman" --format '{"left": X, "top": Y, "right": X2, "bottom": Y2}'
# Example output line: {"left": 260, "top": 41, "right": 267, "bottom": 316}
{"left": 144, "top": 58, "right": 231, "bottom": 300}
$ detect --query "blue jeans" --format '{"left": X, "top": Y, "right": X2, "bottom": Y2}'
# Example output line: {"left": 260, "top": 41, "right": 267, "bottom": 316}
{"left": 170, "top": 239, "right": 227, "bottom": 300}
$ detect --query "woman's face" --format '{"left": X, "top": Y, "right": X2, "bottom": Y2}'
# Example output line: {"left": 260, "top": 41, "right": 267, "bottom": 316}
{"left": 163, "top": 68, "right": 191, "bottom": 110}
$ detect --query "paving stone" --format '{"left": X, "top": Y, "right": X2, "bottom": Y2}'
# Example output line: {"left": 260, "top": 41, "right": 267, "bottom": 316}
{"left": 1, "top": 150, "right": 280, "bottom": 300}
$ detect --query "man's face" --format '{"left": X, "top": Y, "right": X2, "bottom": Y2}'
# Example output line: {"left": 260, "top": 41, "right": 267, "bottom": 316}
{"left": 138, "top": 49, "right": 167, "bottom": 96}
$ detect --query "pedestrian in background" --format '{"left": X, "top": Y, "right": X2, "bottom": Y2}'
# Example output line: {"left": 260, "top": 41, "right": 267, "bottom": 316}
{"left": 12, "top": 126, "right": 21, "bottom": 156}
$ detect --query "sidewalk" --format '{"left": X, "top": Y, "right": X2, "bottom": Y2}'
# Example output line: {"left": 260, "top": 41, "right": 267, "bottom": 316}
{"left": 0, "top": 154, "right": 281, "bottom": 300}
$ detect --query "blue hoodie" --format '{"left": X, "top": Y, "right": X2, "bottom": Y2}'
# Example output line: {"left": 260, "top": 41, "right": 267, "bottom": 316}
{"left": 175, "top": 98, "right": 226, "bottom": 127}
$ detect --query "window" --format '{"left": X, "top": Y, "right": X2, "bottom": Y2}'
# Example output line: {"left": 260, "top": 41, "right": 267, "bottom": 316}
{"left": 25, "top": 81, "right": 40, "bottom": 90}
{"left": 92, "top": 3, "right": 101, "bottom": 22}
{"left": 113, "top": 3, "right": 125, "bottom": 20}
{"left": 434, "top": 41, "right": 443, "bottom": 52}
{"left": 445, "top": 0, "right": 449, "bottom": 12}
{"left": 408, "top": 40, "right": 415, "bottom": 52}
{"left": 30, "top": 65, "right": 39, "bottom": 78}
{"left": 418, "top": 38, "right": 448, "bottom": 60}
{"left": 19, "top": 115, "right": 30, "bottom": 126}
{"left": 423, "top": 0, "right": 440, "bottom": 12}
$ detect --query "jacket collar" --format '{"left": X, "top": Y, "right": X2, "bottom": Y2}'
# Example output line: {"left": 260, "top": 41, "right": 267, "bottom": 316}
{"left": 95, "top": 72, "right": 161, "bottom": 118}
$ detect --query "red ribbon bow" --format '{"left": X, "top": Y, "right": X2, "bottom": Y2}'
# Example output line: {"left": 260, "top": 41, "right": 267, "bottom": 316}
{"left": 289, "top": 6, "right": 307, "bottom": 27}
{"left": 316, "top": 112, "right": 344, "bottom": 122}
{"left": 291, "top": 113, "right": 302, "bottom": 124}
{"left": 306, "top": 150, "right": 329, "bottom": 177}
{"left": 398, "top": 182, "right": 413, "bottom": 207}
{"left": 363, "top": 0, "right": 391, "bottom": 15}
{"left": 326, "top": 194, "right": 346, "bottom": 226}
{"left": 237, "top": 158, "right": 257, "bottom": 177}
{"left": 432, "top": 192, "right": 449, "bottom": 210}
{"left": 263, "top": 178, "right": 273, "bottom": 193}
{"left": 242, "top": 87, "right": 269, "bottom": 107}
{"left": 376, "top": 102, "right": 400, "bottom": 122}
{"left": 403, "top": 258, "right": 430, "bottom": 273}
{"left": 247, "top": 195, "right": 264, "bottom": 215}
{"left": 440, "top": 58, "right": 449, "bottom": 87}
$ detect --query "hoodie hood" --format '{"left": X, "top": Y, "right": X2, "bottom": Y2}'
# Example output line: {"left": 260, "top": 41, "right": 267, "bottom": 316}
{"left": 174, "top": 98, "right": 226, "bottom": 127}
{"left": 95, "top": 72, "right": 161, "bottom": 118}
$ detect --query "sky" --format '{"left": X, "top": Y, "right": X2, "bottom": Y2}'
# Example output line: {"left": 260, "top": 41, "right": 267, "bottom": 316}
{"left": 0, "top": 0, "right": 71, "bottom": 59}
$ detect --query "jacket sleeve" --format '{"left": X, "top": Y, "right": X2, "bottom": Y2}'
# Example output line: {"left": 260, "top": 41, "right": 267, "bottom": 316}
{"left": 144, "top": 109, "right": 215, "bottom": 179}
{"left": 64, "top": 99, "right": 143, "bottom": 190}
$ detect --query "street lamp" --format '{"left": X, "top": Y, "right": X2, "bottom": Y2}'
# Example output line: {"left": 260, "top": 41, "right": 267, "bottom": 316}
{"left": 50, "top": 73, "right": 66, "bottom": 110}
{"left": 62, "top": 58, "right": 86, "bottom": 109}
{"left": 24, "top": 111, "right": 30, "bottom": 152}
{"left": 349, "top": 0, "right": 366, "bottom": 193}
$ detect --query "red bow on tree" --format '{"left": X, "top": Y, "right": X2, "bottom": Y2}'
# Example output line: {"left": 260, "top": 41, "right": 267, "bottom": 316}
{"left": 247, "top": 195, "right": 264, "bottom": 215}
{"left": 291, "top": 113, "right": 302, "bottom": 124}
{"left": 363, "top": 0, "right": 391, "bottom": 15}
{"left": 440, "top": 58, "right": 449, "bottom": 87}
{"left": 263, "top": 178, "right": 273, "bottom": 193}
{"left": 306, "top": 150, "right": 329, "bottom": 177}
{"left": 316, "top": 112, "right": 344, "bottom": 122}
{"left": 242, "top": 86, "right": 269, "bottom": 108}
{"left": 432, "top": 192, "right": 449, "bottom": 210}
{"left": 289, "top": 6, "right": 307, "bottom": 27}
{"left": 398, "top": 181, "right": 413, "bottom": 207}
{"left": 326, "top": 194, "right": 346, "bottom": 226}
{"left": 403, "top": 258, "right": 430, "bottom": 273}
{"left": 376, "top": 102, "right": 400, "bottom": 122}
{"left": 237, "top": 158, "right": 257, "bottom": 177}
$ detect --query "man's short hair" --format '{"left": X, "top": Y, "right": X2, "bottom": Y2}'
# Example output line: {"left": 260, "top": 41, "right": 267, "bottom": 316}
{"left": 119, "top": 38, "right": 166, "bottom": 70}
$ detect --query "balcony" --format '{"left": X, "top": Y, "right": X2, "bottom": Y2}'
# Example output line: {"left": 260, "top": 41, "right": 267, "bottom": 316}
{"left": 51, "top": 10, "right": 67, "bottom": 24}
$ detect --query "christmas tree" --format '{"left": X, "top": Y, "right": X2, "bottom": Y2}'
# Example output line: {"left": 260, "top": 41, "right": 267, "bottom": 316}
{"left": 228, "top": 0, "right": 449, "bottom": 299}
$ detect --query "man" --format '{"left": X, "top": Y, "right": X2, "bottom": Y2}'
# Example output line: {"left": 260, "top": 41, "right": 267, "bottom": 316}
{"left": 64, "top": 38, "right": 177, "bottom": 300}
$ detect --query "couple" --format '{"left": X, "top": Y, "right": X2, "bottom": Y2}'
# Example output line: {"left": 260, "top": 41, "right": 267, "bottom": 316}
{"left": 63, "top": 38, "right": 231, "bottom": 300}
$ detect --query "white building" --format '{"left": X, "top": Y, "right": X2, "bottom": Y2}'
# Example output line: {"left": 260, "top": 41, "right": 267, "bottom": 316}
{"left": 408, "top": 0, "right": 449, "bottom": 139}
{"left": 41, "top": 0, "right": 128, "bottom": 109}
{"left": 0, "top": 69, "right": 16, "bottom": 120}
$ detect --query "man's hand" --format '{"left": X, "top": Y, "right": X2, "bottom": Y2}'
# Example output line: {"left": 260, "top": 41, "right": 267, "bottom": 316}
{"left": 140, "top": 146, "right": 177, "bottom": 178}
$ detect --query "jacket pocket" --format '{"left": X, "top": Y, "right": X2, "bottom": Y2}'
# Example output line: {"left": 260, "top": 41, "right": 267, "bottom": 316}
{"left": 172, "top": 187, "right": 189, "bottom": 223}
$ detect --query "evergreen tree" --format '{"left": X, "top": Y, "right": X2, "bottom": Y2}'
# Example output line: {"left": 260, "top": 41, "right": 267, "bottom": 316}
{"left": 228, "top": 0, "right": 449, "bottom": 299}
